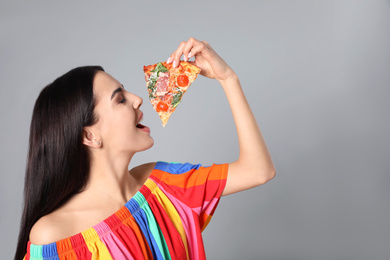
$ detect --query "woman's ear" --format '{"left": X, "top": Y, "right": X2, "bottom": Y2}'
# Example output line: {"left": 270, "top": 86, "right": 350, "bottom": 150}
{"left": 82, "top": 127, "right": 101, "bottom": 148}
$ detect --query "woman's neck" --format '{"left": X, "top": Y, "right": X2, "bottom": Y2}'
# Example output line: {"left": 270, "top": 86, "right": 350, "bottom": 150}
{"left": 84, "top": 150, "right": 136, "bottom": 205}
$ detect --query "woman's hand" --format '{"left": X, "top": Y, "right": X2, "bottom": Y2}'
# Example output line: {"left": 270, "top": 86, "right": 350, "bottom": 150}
{"left": 167, "top": 37, "right": 235, "bottom": 82}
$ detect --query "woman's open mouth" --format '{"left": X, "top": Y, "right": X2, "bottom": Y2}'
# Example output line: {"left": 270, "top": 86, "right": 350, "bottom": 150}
{"left": 136, "top": 122, "right": 150, "bottom": 133}
{"left": 136, "top": 123, "right": 145, "bottom": 129}
{"left": 136, "top": 112, "right": 150, "bottom": 132}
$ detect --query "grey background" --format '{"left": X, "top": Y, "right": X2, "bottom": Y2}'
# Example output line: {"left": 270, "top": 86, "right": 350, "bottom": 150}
{"left": 1, "top": 0, "right": 389, "bottom": 259}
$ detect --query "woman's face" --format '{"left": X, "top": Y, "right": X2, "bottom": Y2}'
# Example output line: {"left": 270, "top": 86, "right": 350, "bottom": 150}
{"left": 91, "top": 71, "right": 153, "bottom": 155}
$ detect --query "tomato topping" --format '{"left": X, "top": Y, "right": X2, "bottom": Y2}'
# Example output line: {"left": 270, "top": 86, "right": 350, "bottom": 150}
{"left": 156, "top": 101, "right": 169, "bottom": 112}
{"left": 177, "top": 74, "right": 189, "bottom": 87}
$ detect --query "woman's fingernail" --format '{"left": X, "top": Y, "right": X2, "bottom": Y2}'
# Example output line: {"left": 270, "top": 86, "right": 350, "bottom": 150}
{"left": 184, "top": 55, "right": 188, "bottom": 61}
{"left": 188, "top": 52, "right": 192, "bottom": 58}
{"left": 167, "top": 57, "right": 172, "bottom": 63}
{"left": 173, "top": 60, "right": 177, "bottom": 67}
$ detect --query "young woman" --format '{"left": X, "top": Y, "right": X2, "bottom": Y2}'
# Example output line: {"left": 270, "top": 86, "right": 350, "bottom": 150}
{"left": 15, "top": 38, "right": 275, "bottom": 260}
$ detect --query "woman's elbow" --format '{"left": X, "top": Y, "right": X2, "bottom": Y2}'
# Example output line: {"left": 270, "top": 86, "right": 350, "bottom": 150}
{"left": 257, "top": 168, "right": 276, "bottom": 186}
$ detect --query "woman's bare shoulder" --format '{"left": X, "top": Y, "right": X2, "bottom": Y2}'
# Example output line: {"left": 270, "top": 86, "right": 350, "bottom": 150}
{"left": 29, "top": 211, "right": 70, "bottom": 245}
{"left": 29, "top": 198, "right": 109, "bottom": 245}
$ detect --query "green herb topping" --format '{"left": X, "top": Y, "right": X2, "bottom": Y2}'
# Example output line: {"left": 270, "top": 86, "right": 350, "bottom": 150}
{"left": 172, "top": 90, "right": 183, "bottom": 108}
{"left": 151, "top": 62, "right": 168, "bottom": 74}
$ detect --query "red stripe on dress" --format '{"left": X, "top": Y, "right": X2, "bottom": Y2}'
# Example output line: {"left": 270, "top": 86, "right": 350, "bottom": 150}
{"left": 25, "top": 241, "right": 31, "bottom": 260}
{"left": 70, "top": 233, "right": 92, "bottom": 259}
{"left": 105, "top": 213, "right": 145, "bottom": 259}
{"left": 161, "top": 179, "right": 224, "bottom": 208}
{"left": 115, "top": 206, "right": 153, "bottom": 259}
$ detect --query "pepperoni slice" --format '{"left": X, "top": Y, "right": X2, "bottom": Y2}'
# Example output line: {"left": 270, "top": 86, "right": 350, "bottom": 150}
{"left": 156, "top": 101, "right": 169, "bottom": 112}
{"left": 177, "top": 74, "right": 189, "bottom": 87}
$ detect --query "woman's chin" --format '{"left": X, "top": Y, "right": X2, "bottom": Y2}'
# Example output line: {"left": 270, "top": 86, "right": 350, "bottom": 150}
{"left": 147, "top": 138, "right": 154, "bottom": 150}
{"left": 141, "top": 137, "right": 154, "bottom": 151}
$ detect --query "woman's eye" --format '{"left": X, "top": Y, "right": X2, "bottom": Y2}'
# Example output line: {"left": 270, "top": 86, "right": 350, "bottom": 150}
{"left": 119, "top": 95, "right": 126, "bottom": 103}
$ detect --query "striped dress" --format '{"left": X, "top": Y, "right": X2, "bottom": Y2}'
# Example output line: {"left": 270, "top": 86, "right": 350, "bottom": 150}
{"left": 24, "top": 161, "right": 228, "bottom": 260}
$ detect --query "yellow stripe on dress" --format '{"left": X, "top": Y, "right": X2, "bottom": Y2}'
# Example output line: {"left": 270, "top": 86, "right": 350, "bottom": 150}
{"left": 81, "top": 228, "right": 113, "bottom": 260}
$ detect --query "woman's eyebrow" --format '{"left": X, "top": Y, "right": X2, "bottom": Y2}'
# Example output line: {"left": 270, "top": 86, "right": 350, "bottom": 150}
{"left": 110, "top": 86, "right": 123, "bottom": 100}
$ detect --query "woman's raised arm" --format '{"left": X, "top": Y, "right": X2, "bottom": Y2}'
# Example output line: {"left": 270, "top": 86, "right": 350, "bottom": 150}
{"left": 167, "top": 38, "right": 276, "bottom": 196}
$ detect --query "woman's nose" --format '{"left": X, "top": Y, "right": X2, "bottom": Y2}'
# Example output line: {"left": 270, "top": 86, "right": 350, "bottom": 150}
{"left": 132, "top": 94, "right": 143, "bottom": 109}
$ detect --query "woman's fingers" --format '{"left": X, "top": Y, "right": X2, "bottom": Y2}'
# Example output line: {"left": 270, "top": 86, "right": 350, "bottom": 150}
{"left": 166, "top": 37, "right": 234, "bottom": 81}
{"left": 168, "top": 41, "right": 185, "bottom": 67}
{"left": 183, "top": 37, "right": 207, "bottom": 62}
{"left": 167, "top": 38, "right": 205, "bottom": 67}
{"left": 187, "top": 41, "right": 208, "bottom": 60}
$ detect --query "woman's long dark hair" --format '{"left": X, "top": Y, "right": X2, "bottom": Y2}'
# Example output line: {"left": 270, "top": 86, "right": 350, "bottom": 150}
{"left": 15, "top": 66, "right": 104, "bottom": 260}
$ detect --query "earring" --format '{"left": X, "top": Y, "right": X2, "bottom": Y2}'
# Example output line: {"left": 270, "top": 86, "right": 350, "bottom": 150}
{"left": 97, "top": 141, "right": 101, "bottom": 145}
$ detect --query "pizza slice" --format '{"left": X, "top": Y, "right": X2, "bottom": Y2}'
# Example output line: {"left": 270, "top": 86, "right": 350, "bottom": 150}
{"left": 143, "top": 61, "right": 201, "bottom": 127}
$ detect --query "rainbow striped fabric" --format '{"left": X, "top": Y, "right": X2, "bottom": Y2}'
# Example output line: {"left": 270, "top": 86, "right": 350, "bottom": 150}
{"left": 24, "top": 161, "right": 228, "bottom": 260}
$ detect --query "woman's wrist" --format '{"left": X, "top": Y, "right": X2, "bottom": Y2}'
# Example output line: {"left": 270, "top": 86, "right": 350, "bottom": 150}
{"left": 218, "top": 72, "right": 240, "bottom": 89}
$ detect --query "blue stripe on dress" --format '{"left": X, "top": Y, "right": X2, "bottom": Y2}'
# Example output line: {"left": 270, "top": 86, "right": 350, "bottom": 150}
{"left": 42, "top": 243, "right": 59, "bottom": 259}
{"left": 155, "top": 161, "right": 201, "bottom": 175}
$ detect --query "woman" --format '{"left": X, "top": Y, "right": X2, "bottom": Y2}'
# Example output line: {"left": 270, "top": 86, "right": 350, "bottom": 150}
{"left": 15, "top": 38, "right": 275, "bottom": 259}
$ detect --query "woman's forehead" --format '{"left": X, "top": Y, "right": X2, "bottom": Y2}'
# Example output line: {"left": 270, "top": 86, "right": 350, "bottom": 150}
{"left": 93, "top": 71, "right": 120, "bottom": 91}
{"left": 92, "top": 71, "right": 123, "bottom": 106}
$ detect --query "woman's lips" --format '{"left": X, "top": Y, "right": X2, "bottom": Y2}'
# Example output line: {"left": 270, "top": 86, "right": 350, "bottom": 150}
{"left": 137, "top": 111, "right": 144, "bottom": 125}
{"left": 136, "top": 123, "right": 150, "bottom": 132}
{"left": 136, "top": 112, "right": 150, "bottom": 132}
